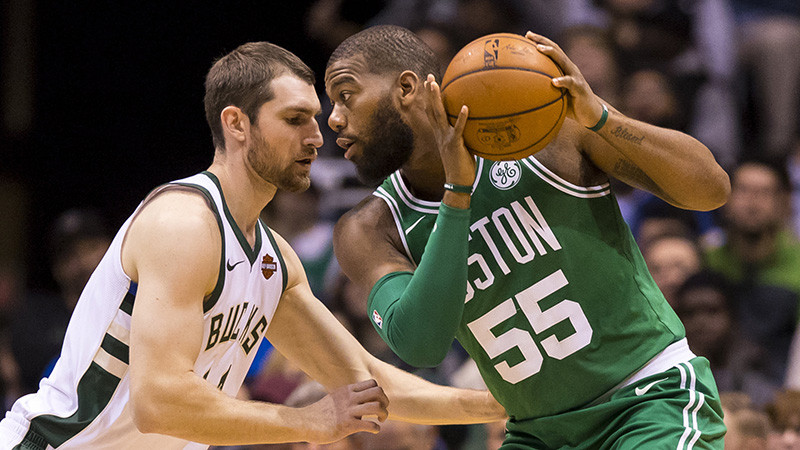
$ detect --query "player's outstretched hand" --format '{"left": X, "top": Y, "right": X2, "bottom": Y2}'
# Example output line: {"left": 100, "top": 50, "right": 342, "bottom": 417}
{"left": 423, "top": 74, "right": 475, "bottom": 188}
{"left": 525, "top": 31, "right": 605, "bottom": 130}
{"left": 305, "top": 379, "right": 389, "bottom": 444}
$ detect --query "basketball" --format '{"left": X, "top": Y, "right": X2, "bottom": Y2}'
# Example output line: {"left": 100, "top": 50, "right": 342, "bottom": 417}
{"left": 441, "top": 33, "right": 567, "bottom": 161}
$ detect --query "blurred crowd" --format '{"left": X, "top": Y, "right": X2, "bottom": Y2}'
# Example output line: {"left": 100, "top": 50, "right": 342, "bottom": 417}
{"left": 1, "top": 0, "right": 800, "bottom": 448}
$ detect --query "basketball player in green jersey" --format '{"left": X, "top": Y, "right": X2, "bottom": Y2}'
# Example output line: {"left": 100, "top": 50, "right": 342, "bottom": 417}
{"left": 325, "top": 25, "right": 730, "bottom": 449}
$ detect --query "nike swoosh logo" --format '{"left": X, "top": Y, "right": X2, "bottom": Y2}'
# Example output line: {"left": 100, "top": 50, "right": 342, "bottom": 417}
{"left": 405, "top": 216, "right": 426, "bottom": 235}
{"left": 226, "top": 259, "right": 245, "bottom": 271}
{"left": 635, "top": 378, "right": 668, "bottom": 396}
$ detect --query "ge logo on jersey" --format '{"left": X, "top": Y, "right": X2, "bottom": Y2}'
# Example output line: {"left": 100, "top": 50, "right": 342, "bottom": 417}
{"left": 490, "top": 160, "right": 521, "bottom": 190}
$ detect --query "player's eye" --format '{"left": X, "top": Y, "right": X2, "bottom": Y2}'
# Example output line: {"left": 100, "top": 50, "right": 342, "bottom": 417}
{"left": 286, "top": 116, "right": 304, "bottom": 125}
{"left": 340, "top": 91, "right": 352, "bottom": 102}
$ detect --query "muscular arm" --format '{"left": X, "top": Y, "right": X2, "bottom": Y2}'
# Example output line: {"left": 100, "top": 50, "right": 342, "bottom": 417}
{"left": 577, "top": 106, "right": 729, "bottom": 210}
{"left": 528, "top": 32, "right": 731, "bottom": 211}
{"left": 124, "top": 191, "right": 385, "bottom": 446}
{"left": 334, "top": 197, "right": 470, "bottom": 367}
{"left": 266, "top": 231, "right": 505, "bottom": 424}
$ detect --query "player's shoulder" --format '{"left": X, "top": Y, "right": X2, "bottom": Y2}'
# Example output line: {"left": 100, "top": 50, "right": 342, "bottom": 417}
{"left": 336, "top": 194, "right": 393, "bottom": 235}
{"left": 128, "top": 187, "right": 221, "bottom": 245}
{"left": 535, "top": 118, "right": 607, "bottom": 186}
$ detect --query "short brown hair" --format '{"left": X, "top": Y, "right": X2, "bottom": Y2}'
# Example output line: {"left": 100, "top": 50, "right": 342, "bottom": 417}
{"left": 204, "top": 42, "right": 315, "bottom": 150}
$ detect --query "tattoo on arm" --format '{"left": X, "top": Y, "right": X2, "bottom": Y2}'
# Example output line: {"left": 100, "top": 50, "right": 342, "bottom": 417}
{"left": 613, "top": 158, "right": 677, "bottom": 205}
{"left": 609, "top": 126, "right": 645, "bottom": 145}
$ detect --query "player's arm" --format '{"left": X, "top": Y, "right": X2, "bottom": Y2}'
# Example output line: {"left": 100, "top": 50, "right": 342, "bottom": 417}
{"left": 266, "top": 232, "right": 506, "bottom": 425}
{"left": 331, "top": 75, "right": 476, "bottom": 368}
{"left": 124, "top": 191, "right": 387, "bottom": 446}
{"left": 527, "top": 32, "right": 730, "bottom": 211}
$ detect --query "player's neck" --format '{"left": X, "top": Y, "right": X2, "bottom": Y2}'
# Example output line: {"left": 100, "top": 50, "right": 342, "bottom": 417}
{"left": 400, "top": 148, "right": 447, "bottom": 201}
{"left": 207, "top": 159, "right": 276, "bottom": 246}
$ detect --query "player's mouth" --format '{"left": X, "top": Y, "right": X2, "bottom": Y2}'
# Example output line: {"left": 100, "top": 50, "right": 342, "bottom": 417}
{"left": 336, "top": 137, "right": 356, "bottom": 159}
{"left": 295, "top": 151, "right": 317, "bottom": 166}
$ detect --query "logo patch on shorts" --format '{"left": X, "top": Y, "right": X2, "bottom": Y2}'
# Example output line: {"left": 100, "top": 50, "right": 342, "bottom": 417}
{"left": 372, "top": 310, "right": 383, "bottom": 329}
{"left": 490, "top": 160, "right": 521, "bottom": 190}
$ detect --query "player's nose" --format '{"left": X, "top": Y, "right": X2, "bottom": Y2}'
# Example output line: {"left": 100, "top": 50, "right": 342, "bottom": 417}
{"left": 328, "top": 104, "right": 346, "bottom": 133}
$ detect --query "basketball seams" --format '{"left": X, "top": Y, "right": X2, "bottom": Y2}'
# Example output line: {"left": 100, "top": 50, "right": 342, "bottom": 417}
{"left": 443, "top": 32, "right": 567, "bottom": 160}
{"left": 441, "top": 66, "right": 559, "bottom": 93}
{"left": 447, "top": 89, "right": 566, "bottom": 121}
{"left": 467, "top": 97, "right": 566, "bottom": 158}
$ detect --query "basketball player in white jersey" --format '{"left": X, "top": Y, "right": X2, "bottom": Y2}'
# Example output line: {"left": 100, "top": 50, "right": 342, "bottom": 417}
{"left": 0, "top": 42, "right": 505, "bottom": 449}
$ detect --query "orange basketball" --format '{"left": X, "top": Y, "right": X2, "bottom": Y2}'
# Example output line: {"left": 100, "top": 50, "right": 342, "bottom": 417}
{"left": 441, "top": 33, "right": 567, "bottom": 161}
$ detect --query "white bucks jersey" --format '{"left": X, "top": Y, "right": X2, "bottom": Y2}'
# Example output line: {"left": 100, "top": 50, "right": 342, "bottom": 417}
{"left": 0, "top": 172, "right": 286, "bottom": 450}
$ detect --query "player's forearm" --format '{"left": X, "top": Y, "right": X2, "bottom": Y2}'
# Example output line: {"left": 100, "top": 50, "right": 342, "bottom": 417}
{"left": 369, "top": 359, "right": 506, "bottom": 425}
{"left": 368, "top": 203, "right": 470, "bottom": 367}
{"left": 131, "top": 373, "right": 322, "bottom": 445}
{"left": 596, "top": 108, "right": 730, "bottom": 211}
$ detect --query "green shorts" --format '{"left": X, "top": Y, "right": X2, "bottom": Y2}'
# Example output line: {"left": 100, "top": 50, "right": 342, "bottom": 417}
{"left": 501, "top": 357, "right": 726, "bottom": 449}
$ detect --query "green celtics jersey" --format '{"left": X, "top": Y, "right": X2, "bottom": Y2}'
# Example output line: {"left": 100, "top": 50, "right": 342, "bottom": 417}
{"left": 374, "top": 157, "right": 685, "bottom": 420}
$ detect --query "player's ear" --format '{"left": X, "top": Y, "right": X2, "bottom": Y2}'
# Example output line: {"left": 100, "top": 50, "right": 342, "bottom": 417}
{"left": 397, "top": 70, "right": 421, "bottom": 106}
{"left": 220, "top": 106, "right": 249, "bottom": 146}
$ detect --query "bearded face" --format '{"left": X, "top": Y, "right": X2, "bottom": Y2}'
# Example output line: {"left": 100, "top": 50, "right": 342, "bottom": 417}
{"left": 351, "top": 96, "right": 414, "bottom": 187}
{"left": 247, "top": 124, "right": 313, "bottom": 193}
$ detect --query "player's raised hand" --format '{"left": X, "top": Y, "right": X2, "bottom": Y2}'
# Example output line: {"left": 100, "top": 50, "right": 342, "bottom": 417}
{"left": 525, "top": 31, "right": 606, "bottom": 130}
{"left": 423, "top": 74, "right": 475, "bottom": 188}
{"left": 305, "top": 379, "right": 389, "bottom": 444}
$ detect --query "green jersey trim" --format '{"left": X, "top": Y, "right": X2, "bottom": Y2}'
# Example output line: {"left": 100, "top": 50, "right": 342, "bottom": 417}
{"left": 262, "top": 220, "right": 288, "bottom": 294}
{"left": 373, "top": 188, "right": 417, "bottom": 264}
{"left": 386, "top": 159, "right": 486, "bottom": 213}
{"left": 201, "top": 171, "right": 263, "bottom": 266}
{"left": 388, "top": 173, "right": 440, "bottom": 213}
{"left": 25, "top": 362, "right": 122, "bottom": 448}
{"left": 522, "top": 157, "right": 611, "bottom": 198}
{"left": 21, "top": 289, "right": 136, "bottom": 448}
{"left": 173, "top": 181, "right": 227, "bottom": 314}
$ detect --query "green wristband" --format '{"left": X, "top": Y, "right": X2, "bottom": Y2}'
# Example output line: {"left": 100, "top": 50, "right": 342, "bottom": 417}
{"left": 444, "top": 182, "right": 473, "bottom": 194}
{"left": 587, "top": 104, "right": 609, "bottom": 132}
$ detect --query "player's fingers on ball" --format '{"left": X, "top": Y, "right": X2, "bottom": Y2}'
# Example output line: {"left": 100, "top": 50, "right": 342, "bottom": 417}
{"left": 454, "top": 105, "right": 469, "bottom": 134}
{"left": 526, "top": 31, "right": 563, "bottom": 52}
{"left": 552, "top": 76, "right": 578, "bottom": 91}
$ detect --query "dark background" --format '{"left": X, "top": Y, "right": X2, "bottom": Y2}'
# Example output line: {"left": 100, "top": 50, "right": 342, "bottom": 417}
{"left": 1, "top": 1, "right": 338, "bottom": 289}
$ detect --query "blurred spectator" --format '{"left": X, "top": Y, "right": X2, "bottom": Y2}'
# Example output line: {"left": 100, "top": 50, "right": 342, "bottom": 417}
{"left": 621, "top": 69, "right": 683, "bottom": 131}
{"left": 734, "top": 283, "right": 798, "bottom": 383}
{"left": 733, "top": 0, "right": 800, "bottom": 161}
{"left": 720, "top": 391, "right": 770, "bottom": 450}
{"left": 560, "top": 25, "right": 621, "bottom": 107}
{"left": 305, "top": 0, "right": 389, "bottom": 55}
{"left": 641, "top": 233, "right": 702, "bottom": 307}
{"left": 10, "top": 208, "right": 111, "bottom": 395}
{"left": 790, "top": 141, "right": 800, "bottom": 239}
{"left": 358, "top": 420, "right": 439, "bottom": 450}
{"left": 246, "top": 350, "right": 308, "bottom": 406}
{"left": 413, "top": 24, "right": 459, "bottom": 75}
{"left": 326, "top": 272, "right": 391, "bottom": 361}
{"left": 634, "top": 196, "right": 700, "bottom": 249}
{"left": 262, "top": 186, "right": 338, "bottom": 303}
{"left": 787, "top": 328, "right": 800, "bottom": 390}
{"left": 674, "top": 270, "right": 779, "bottom": 406}
{"left": 705, "top": 159, "right": 800, "bottom": 315}
{"left": 766, "top": 390, "right": 800, "bottom": 450}
{"left": 592, "top": 0, "right": 741, "bottom": 168}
